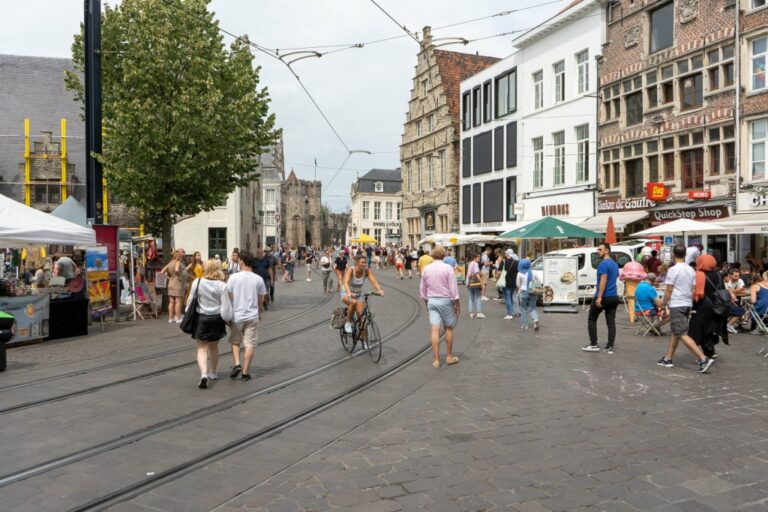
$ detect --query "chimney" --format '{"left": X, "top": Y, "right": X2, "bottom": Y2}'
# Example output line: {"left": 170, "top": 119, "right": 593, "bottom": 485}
{"left": 422, "top": 26, "right": 433, "bottom": 48}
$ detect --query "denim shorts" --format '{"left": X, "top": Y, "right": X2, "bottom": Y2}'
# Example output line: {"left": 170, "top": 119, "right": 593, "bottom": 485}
{"left": 428, "top": 298, "right": 456, "bottom": 327}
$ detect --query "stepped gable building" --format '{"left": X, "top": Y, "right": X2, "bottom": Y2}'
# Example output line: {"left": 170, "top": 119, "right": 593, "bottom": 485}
{"left": 0, "top": 54, "right": 138, "bottom": 227}
{"left": 281, "top": 169, "right": 321, "bottom": 247}
{"left": 597, "top": 0, "right": 737, "bottom": 257}
{"left": 400, "top": 27, "right": 499, "bottom": 248}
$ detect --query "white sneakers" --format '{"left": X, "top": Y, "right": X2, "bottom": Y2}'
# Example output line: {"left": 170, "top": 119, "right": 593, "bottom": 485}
{"left": 476, "top": 313, "right": 487, "bottom": 318}
{"left": 504, "top": 315, "right": 514, "bottom": 320}
{"left": 344, "top": 322, "right": 353, "bottom": 334}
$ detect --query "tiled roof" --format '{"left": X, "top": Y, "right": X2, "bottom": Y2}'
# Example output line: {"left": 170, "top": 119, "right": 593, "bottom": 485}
{"left": 434, "top": 50, "right": 500, "bottom": 131}
{"left": 286, "top": 169, "right": 298, "bottom": 182}
{"left": 357, "top": 168, "right": 402, "bottom": 194}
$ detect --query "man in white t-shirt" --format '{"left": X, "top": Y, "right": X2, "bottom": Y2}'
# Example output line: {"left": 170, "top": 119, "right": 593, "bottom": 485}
{"left": 685, "top": 243, "right": 701, "bottom": 266}
{"left": 226, "top": 251, "right": 267, "bottom": 381}
{"left": 658, "top": 244, "right": 714, "bottom": 373}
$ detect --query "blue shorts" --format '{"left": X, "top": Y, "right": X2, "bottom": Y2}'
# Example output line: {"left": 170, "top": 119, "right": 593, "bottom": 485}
{"left": 428, "top": 298, "right": 456, "bottom": 327}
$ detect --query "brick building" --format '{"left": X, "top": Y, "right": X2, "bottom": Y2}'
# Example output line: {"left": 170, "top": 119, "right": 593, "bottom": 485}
{"left": 400, "top": 27, "right": 499, "bottom": 248}
{"left": 597, "top": 0, "right": 738, "bottom": 259}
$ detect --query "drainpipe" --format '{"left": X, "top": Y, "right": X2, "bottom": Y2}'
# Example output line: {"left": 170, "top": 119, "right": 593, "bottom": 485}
{"left": 734, "top": 2, "right": 741, "bottom": 261}
{"left": 594, "top": 54, "right": 603, "bottom": 221}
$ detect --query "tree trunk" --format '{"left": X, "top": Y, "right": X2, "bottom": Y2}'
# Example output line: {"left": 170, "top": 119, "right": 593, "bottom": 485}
{"left": 161, "top": 210, "right": 174, "bottom": 263}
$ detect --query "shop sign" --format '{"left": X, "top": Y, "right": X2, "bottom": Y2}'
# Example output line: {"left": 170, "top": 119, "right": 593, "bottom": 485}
{"left": 646, "top": 183, "right": 668, "bottom": 201}
{"left": 650, "top": 205, "right": 728, "bottom": 225}
{"left": 372, "top": 221, "right": 401, "bottom": 227}
{"left": 476, "top": 222, "right": 502, "bottom": 228}
{"left": 688, "top": 190, "right": 711, "bottom": 200}
{"left": 598, "top": 196, "right": 656, "bottom": 212}
{"left": 541, "top": 204, "right": 570, "bottom": 217}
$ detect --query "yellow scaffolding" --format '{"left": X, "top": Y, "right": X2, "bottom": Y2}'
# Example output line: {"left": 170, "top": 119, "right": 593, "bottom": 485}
{"left": 24, "top": 119, "right": 30, "bottom": 205}
{"left": 60, "top": 118, "right": 67, "bottom": 201}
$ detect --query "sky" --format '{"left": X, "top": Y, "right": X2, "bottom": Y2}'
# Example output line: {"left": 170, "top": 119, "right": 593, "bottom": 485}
{"left": 0, "top": 0, "right": 567, "bottom": 212}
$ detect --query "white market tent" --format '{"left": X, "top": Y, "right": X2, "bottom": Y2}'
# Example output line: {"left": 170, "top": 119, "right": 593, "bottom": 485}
{"left": 0, "top": 194, "right": 96, "bottom": 247}
{"left": 51, "top": 196, "right": 88, "bottom": 227}
{"left": 631, "top": 218, "right": 727, "bottom": 237}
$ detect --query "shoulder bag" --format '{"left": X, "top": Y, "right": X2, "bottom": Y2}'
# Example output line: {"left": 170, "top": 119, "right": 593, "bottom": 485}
{"left": 704, "top": 273, "right": 731, "bottom": 318}
{"left": 180, "top": 278, "right": 201, "bottom": 334}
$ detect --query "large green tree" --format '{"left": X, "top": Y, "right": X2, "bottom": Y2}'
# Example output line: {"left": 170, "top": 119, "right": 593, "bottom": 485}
{"left": 66, "top": 0, "right": 277, "bottom": 261}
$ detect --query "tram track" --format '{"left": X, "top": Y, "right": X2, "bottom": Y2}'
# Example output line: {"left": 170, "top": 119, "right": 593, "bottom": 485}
{"left": 0, "top": 293, "right": 334, "bottom": 394}
{"left": 0, "top": 282, "right": 423, "bottom": 491}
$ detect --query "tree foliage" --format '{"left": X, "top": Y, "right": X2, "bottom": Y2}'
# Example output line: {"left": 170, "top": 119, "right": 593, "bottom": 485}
{"left": 65, "top": 0, "right": 277, "bottom": 259}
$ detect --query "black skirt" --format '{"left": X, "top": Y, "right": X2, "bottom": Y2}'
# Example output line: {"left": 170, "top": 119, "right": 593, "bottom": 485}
{"left": 194, "top": 313, "right": 226, "bottom": 342}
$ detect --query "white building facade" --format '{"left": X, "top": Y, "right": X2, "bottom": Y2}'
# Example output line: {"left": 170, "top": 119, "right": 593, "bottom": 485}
{"left": 459, "top": 0, "right": 604, "bottom": 235}
{"left": 349, "top": 169, "right": 402, "bottom": 246}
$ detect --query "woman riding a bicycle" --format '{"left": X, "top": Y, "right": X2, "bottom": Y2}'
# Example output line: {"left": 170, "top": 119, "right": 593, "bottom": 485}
{"left": 342, "top": 255, "right": 384, "bottom": 334}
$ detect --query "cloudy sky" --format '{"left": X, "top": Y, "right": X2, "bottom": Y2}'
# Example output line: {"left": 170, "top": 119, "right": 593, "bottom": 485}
{"left": 0, "top": 0, "right": 566, "bottom": 211}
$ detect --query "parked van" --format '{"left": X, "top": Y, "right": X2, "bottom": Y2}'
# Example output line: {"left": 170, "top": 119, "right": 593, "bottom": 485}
{"left": 531, "top": 246, "right": 635, "bottom": 303}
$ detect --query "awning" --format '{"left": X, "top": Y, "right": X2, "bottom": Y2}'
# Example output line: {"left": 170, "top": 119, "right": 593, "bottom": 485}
{"left": 580, "top": 212, "right": 648, "bottom": 234}
{"left": 711, "top": 212, "right": 768, "bottom": 234}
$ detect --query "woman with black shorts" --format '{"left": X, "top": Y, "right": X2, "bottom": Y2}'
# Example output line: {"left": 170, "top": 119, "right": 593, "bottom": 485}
{"left": 334, "top": 252, "right": 348, "bottom": 292}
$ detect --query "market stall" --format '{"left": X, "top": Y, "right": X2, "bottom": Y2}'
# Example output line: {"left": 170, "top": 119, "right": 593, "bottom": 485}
{"left": 0, "top": 194, "right": 96, "bottom": 343}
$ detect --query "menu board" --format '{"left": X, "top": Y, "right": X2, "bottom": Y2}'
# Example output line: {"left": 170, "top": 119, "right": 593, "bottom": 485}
{"left": 542, "top": 256, "right": 579, "bottom": 306}
{"left": 86, "top": 246, "right": 112, "bottom": 318}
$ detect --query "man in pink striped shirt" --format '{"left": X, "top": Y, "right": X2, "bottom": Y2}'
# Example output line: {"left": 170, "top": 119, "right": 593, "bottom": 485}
{"left": 419, "top": 246, "right": 460, "bottom": 368}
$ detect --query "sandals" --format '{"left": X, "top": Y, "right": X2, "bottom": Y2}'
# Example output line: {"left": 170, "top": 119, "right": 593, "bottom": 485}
{"left": 432, "top": 360, "right": 440, "bottom": 368}
{"left": 446, "top": 356, "right": 460, "bottom": 365}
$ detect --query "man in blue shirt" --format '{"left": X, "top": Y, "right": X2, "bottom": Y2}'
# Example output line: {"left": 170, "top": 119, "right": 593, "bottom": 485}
{"left": 444, "top": 248, "right": 457, "bottom": 269}
{"left": 583, "top": 243, "right": 620, "bottom": 354}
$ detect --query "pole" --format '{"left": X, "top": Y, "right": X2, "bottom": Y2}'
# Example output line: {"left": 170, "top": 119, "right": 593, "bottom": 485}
{"left": 84, "top": 0, "right": 104, "bottom": 224}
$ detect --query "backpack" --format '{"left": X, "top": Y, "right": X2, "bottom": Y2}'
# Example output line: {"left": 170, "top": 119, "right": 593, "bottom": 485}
{"left": 704, "top": 273, "right": 731, "bottom": 317}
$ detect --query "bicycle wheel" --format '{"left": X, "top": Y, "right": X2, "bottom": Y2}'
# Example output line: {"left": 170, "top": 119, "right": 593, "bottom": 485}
{"left": 365, "top": 317, "right": 382, "bottom": 363}
{"left": 339, "top": 327, "right": 354, "bottom": 353}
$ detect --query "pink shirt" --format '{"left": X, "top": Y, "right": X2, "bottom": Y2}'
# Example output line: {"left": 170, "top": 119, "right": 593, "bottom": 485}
{"left": 420, "top": 259, "right": 460, "bottom": 301}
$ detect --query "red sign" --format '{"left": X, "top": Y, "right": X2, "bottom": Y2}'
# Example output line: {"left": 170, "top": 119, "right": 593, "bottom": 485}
{"left": 646, "top": 182, "right": 668, "bottom": 201}
{"left": 688, "top": 190, "right": 711, "bottom": 200}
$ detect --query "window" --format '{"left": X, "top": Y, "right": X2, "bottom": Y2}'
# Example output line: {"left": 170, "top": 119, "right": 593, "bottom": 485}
{"left": 473, "top": 86, "right": 481, "bottom": 126}
{"left": 625, "top": 92, "right": 643, "bottom": 125}
{"left": 374, "top": 181, "right": 383, "bottom": 193}
{"left": 396, "top": 202, "right": 401, "bottom": 220}
{"left": 577, "top": 50, "right": 589, "bottom": 94}
{"left": 374, "top": 201, "right": 381, "bottom": 220}
{"left": 625, "top": 159, "right": 644, "bottom": 197}
{"left": 533, "top": 137, "right": 543, "bottom": 188}
{"left": 264, "top": 188, "right": 276, "bottom": 204}
{"left": 680, "top": 74, "right": 703, "bottom": 110}
{"left": 427, "top": 114, "right": 434, "bottom": 132}
{"left": 752, "top": 37, "right": 767, "bottom": 91}
{"left": 754, "top": 0, "right": 766, "bottom": 9}
{"left": 405, "top": 161, "right": 412, "bottom": 193}
{"left": 416, "top": 118, "right": 422, "bottom": 137}
{"left": 533, "top": 70, "right": 543, "bottom": 109}
{"left": 648, "top": 155, "right": 659, "bottom": 182}
{"left": 663, "top": 144, "right": 675, "bottom": 181}
{"left": 752, "top": 119, "right": 767, "bottom": 181}
{"left": 647, "top": 83, "right": 658, "bottom": 108}
{"left": 553, "top": 61, "right": 565, "bottom": 103}
{"left": 416, "top": 158, "right": 422, "bottom": 191}
{"left": 32, "top": 179, "right": 60, "bottom": 204}
{"left": 506, "top": 177, "right": 517, "bottom": 221}
{"left": 386, "top": 202, "right": 393, "bottom": 220}
{"left": 428, "top": 157, "right": 434, "bottom": 189}
{"left": 483, "top": 81, "right": 492, "bottom": 122}
{"left": 421, "top": 78, "right": 428, "bottom": 97}
{"left": 553, "top": 131, "right": 565, "bottom": 185}
{"left": 439, "top": 149, "right": 446, "bottom": 186}
{"left": 208, "top": 228, "right": 227, "bottom": 259}
{"left": 495, "top": 69, "right": 517, "bottom": 117}
{"left": 650, "top": 2, "right": 674, "bottom": 53}
{"left": 462, "top": 92, "right": 471, "bottom": 130}
{"left": 362, "top": 201, "right": 370, "bottom": 220}
{"left": 601, "top": 148, "right": 618, "bottom": 189}
{"left": 681, "top": 148, "right": 704, "bottom": 190}
{"left": 374, "top": 229, "right": 381, "bottom": 244}
{"left": 661, "top": 66, "right": 674, "bottom": 103}
{"left": 576, "top": 124, "right": 589, "bottom": 182}
{"left": 264, "top": 211, "right": 276, "bottom": 226}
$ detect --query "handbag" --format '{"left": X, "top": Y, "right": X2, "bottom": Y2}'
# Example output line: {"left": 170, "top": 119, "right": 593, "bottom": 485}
{"left": 496, "top": 268, "right": 507, "bottom": 290}
{"left": 180, "top": 278, "right": 201, "bottom": 335}
{"left": 530, "top": 279, "right": 545, "bottom": 295}
{"left": 468, "top": 273, "right": 482, "bottom": 288}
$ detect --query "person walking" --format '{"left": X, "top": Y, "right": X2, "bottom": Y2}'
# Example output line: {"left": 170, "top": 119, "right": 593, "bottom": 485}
{"left": 418, "top": 249, "right": 434, "bottom": 275}
{"left": 480, "top": 247, "right": 493, "bottom": 300}
{"left": 582, "top": 243, "right": 620, "bottom": 354}
{"left": 657, "top": 244, "right": 715, "bottom": 373}
{"left": 690, "top": 254, "right": 728, "bottom": 359}
{"left": 227, "top": 249, "right": 241, "bottom": 277}
{"left": 404, "top": 248, "right": 414, "bottom": 279}
{"left": 160, "top": 250, "right": 186, "bottom": 323}
{"left": 265, "top": 247, "right": 278, "bottom": 305}
{"left": 305, "top": 250, "right": 314, "bottom": 282}
{"left": 225, "top": 252, "right": 267, "bottom": 382}
{"left": 444, "top": 249, "right": 457, "bottom": 269}
{"left": 186, "top": 259, "right": 232, "bottom": 389}
{"left": 187, "top": 251, "right": 204, "bottom": 280}
{"left": 466, "top": 253, "right": 485, "bottom": 318}
{"left": 395, "top": 252, "right": 405, "bottom": 280}
{"left": 502, "top": 248, "right": 519, "bottom": 319}
{"left": 334, "top": 251, "right": 348, "bottom": 292}
{"left": 251, "top": 248, "right": 272, "bottom": 311}
{"left": 320, "top": 251, "right": 334, "bottom": 294}
{"left": 420, "top": 246, "right": 460, "bottom": 368}
{"left": 516, "top": 258, "right": 539, "bottom": 331}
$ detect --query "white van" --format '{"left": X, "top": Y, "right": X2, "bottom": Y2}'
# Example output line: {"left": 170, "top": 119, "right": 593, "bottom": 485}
{"left": 531, "top": 246, "right": 634, "bottom": 303}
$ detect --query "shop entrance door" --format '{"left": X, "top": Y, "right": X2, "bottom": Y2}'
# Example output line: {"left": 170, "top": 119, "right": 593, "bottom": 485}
{"left": 706, "top": 235, "right": 728, "bottom": 265}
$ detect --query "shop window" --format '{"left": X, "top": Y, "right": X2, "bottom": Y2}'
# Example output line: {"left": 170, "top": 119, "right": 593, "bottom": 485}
{"left": 208, "top": 228, "right": 227, "bottom": 259}
{"left": 681, "top": 74, "right": 703, "bottom": 111}
{"left": 681, "top": 148, "right": 704, "bottom": 190}
{"left": 650, "top": 3, "right": 674, "bottom": 53}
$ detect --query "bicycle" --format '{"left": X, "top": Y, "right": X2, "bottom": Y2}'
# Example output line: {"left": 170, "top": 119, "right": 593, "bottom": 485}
{"left": 338, "top": 291, "right": 382, "bottom": 362}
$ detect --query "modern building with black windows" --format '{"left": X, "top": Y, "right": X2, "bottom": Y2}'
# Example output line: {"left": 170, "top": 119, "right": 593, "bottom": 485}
{"left": 460, "top": 0, "right": 604, "bottom": 242}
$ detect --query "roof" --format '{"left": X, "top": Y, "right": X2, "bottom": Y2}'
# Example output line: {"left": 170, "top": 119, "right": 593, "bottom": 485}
{"left": 286, "top": 169, "right": 298, "bottom": 182}
{"left": 356, "top": 168, "right": 402, "bottom": 194}
{"left": 434, "top": 50, "right": 500, "bottom": 130}
{"left": 513, "top": 0, "right": 600, "bottom": 48}
{"left": 0, "top": 55, "right": 85, "bottom": 203}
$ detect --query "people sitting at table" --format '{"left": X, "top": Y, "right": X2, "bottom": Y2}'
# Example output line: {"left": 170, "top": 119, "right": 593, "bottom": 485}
{"left": 654, "top": 265, "right": 668, "bottom": 286}
{"left": 750, "top": 271, "right": 768, "bottom": 318}
{"left": 634, "top": 273, "right": 668, "bottom": 334}
{"left": 724, "top": 268, "right": 747, "bottom": 334}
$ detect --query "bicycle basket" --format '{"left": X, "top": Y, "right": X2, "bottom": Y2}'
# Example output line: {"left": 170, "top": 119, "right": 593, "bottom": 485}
{"left": 330, "top": 307, "right": 347, "bottom": 329}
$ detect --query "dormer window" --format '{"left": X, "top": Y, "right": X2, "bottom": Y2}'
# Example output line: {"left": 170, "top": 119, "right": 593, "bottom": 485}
{"left": 374, "top": 182, "right": 384, "bottom": 192}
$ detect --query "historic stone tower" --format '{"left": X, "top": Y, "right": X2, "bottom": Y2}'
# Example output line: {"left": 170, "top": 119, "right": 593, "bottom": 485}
{"left": 281, "top": 169, "right": 322, "bottom": 247}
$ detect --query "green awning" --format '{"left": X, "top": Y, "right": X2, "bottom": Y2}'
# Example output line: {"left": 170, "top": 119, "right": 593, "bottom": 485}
{"left": 500, "top": 217, "right": 602, "bottom": 239}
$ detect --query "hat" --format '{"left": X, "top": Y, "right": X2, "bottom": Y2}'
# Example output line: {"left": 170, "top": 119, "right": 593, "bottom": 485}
{"left": 505, "top": 248, "right": 514, "bottom": 258}
{"left": 646, "top": 272, "right": 657, "bottom": 281}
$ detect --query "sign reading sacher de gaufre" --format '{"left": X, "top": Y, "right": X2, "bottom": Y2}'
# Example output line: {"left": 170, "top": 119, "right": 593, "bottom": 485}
{"left": 598, "top": 196, "right": 656, "bottom": 212}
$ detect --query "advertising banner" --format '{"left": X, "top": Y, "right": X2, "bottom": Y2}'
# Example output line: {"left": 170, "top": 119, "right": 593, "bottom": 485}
{"left": 542, "top": 256, "right": 579, "bottom": 306}
{"left": 0, "top": 294, "right": 50, "bottom": 343}
{"left": 86, "top": 246, "right": 112, "bottom": 318}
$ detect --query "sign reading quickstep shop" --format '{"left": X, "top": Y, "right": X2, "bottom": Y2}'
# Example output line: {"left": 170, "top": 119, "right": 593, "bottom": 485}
{"left": 650, "top": 205, "right": 729, "bottom": 225}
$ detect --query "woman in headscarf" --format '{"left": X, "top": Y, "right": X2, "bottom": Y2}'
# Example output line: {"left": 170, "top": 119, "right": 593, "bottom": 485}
{"left": 689, "top": 253, "right": 728, "bottom": 359}
{"left": 516, "top": 258, "right": 540, "bottom": 331}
